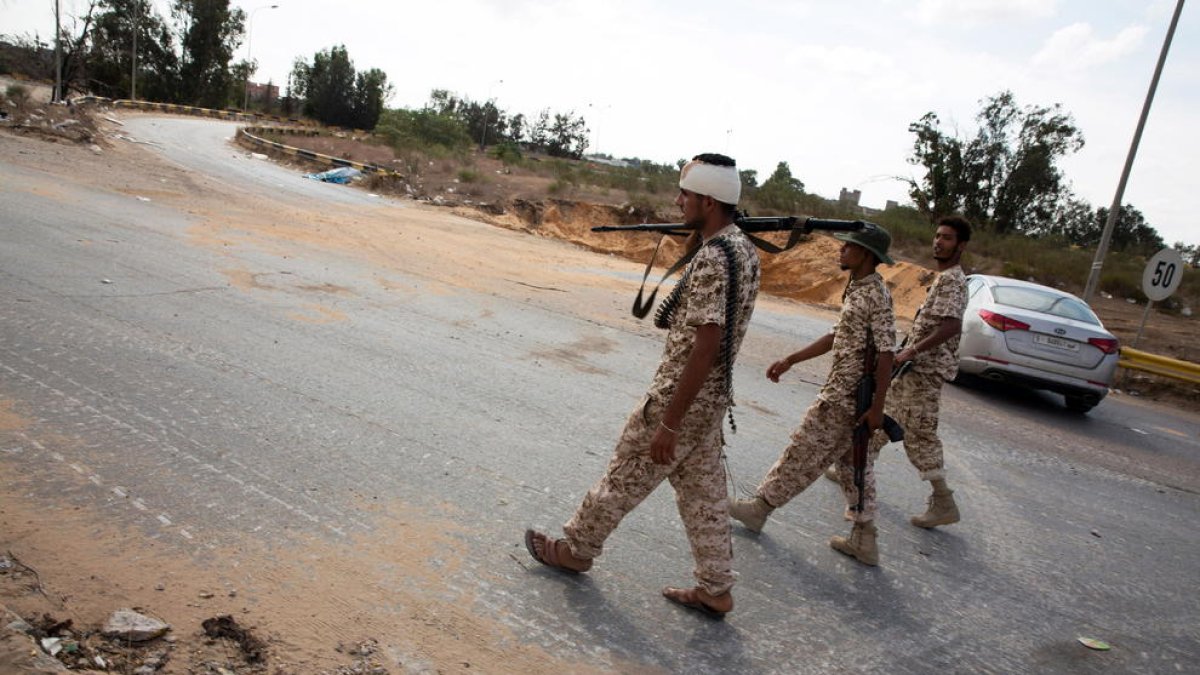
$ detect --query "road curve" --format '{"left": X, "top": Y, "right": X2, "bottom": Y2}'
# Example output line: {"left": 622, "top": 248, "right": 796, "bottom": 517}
{"left": 1, "top": 116, "right": 1197, "bottom": 673}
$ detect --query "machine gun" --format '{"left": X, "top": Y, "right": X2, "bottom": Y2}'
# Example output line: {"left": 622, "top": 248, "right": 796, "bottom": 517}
{"left": 851, "top": 328, "right": 905, "bottom": 518}
{"left": 592, "top": 215, "right": 876, "bottom": 318}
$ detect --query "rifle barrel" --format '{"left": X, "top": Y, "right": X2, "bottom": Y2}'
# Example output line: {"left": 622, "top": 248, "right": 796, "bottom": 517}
{"left": 590, "top": 217, "right": 869, "bottom": 234}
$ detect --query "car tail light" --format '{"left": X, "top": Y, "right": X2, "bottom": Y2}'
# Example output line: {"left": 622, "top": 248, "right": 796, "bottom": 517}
{"left": 979, "top": 309, "right": 1030, "bottom": 332}
{"left": 1088, "top": 337, "right": 1120, "bottom": 354}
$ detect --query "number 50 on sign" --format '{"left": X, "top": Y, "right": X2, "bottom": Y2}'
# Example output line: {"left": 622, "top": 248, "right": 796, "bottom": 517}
{"left": 1142, "top": 248, "right": 1185, "bottom": 302}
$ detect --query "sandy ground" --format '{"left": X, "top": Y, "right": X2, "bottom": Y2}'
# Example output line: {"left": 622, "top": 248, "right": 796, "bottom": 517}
{"left": 1, "top": 111, "right": 1196, "bottom": 673}
{"left": 0, "top": 124, "right": 645, "bottom": 674}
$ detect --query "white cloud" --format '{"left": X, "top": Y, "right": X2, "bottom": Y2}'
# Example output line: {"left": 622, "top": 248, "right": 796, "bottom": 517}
{"left": 1032, "top": 23, "right": 1149, "bottom": 71}
{"left": 912, "top": 0, "right": 1058, "bottom": 26}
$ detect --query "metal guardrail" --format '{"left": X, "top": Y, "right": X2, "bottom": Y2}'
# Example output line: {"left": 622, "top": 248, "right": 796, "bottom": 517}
{"left": 1118, "top": 346, "right": 1200, "bottom": 385}
{"left": 237, "top": 127, "right": 402, "bottom": 178}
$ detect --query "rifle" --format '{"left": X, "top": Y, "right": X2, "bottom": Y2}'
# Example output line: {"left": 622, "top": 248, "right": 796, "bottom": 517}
{"left": 592, "top": 214, "right": 877, "bottom": 318}
{"left": 851, "top": 328, "right": 905, "bottom": 518}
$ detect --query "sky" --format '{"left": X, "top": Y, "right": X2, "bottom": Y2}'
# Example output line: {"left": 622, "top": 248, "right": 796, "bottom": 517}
{"left": 3, "top": 0, "right": 1197, "bottom": 247}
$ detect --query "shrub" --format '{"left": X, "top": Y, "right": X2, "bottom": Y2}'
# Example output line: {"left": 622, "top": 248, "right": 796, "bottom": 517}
{"left": 457, "top": 169, "right": 480, "bottom": 183}
{"left": 5, "top": 84, "right": 30, "bottom": 108}
{"left": 488, "top": 141, "right": 523, "bottom": 166}
{"left": 376, "top": 108, "right": 471, "bottom": 156}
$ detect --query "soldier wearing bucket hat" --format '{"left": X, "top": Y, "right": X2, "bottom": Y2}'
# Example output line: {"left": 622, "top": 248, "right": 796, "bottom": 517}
{"left": 833, "top": 223, "right": 894, "bottom": 265}
{"left": 731, "top": 222, "right": 897, "bottom": 566}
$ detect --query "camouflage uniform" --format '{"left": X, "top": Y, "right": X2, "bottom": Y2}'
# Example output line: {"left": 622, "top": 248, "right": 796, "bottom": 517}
{"left": 868, "top": 264, "right": 967, "bottom": 480}
{"left": 756, "top": 272, "right": 895, "bottom": 522}
{"left": 562, "top": 224, "right": 760, "bottom": 596}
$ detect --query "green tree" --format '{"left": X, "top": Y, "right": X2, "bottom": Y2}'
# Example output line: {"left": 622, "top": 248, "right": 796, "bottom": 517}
{"left": 1047, "top": 200, "right": 1164, "bottom": 256}
{"left": 756, "top": 161, "right": 805, "bottom": 212}
{"left": 173, "top": 0, "right": 245, "bottom": 108}
{"left": 739, "top": 169, "right": 758, "bottom": 196}
{"left": 905, "top": 112, "right": 967, "bottom": 219}
{"left": 1096, "top": 204, "right": 1164, "bottom": 256}
{"left": 905, "top": 91, "right": 1084, "bottom": 233}
{"left": 87, "top": 0, "right": 178, "bottom": 100}
{"left": 352, "top": 67, "right": 392, "bottom": 129}
{"left": 292, "top": 46, "right": 391, "bottom": 129}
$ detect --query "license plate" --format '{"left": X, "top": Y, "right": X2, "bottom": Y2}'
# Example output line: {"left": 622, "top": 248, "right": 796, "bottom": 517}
{"left": 1034, "top": 334, "right": 1079, "bottom": 351}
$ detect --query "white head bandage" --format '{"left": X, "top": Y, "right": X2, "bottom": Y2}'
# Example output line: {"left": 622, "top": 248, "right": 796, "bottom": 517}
{"left": 679, "top": 160, "right": 740, "bottom": 205}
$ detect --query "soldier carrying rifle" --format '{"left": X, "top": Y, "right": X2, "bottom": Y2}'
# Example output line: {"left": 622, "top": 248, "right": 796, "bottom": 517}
{"left": 730, "top": 224, "right": 897, "bottom": 566}
{"left": 858, "top": 216, "right": 971, "bottom": 529}
{"left": 524, "top": 153, "right": 760, "bottom": 619}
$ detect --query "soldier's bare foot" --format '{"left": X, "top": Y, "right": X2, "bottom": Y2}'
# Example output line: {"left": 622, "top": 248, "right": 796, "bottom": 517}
{"left": 524, "top": 529, "right": 592, "bottom": 573}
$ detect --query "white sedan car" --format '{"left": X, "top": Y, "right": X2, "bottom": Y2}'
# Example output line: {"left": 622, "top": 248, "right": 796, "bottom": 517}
{"left": 956, "top": 275, "right": 1120, "bottom": 413}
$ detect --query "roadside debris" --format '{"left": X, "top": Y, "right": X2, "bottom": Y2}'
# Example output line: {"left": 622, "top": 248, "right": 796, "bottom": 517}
{"left": 102, "top": 608, "right": 170, "bottom": 642}
{"left": 306, "top": 167, "right": 362, "bottom": 184}
{"left": 330, "top": 638, "right": 390, "bottom": 675}
{"left": 1078, "top": 636, "right": 1112, "bottom": 651}
{"left": 202, "top": 614, "right": 267, "bottom": 663}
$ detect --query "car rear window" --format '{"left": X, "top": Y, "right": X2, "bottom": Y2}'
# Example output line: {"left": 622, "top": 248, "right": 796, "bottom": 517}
{"left": 990, "top": 286, "right": 1101, "bottom": 325}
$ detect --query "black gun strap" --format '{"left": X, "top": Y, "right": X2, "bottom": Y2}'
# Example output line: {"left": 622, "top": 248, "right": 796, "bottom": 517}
{"left": 632, "top": 234, "right": 699, "bottom": 319}
{"left": 742, "top": 227, "right": 809, "bottom": 255}
{"left": 649, "top": 236, "right": 743, "bottom": 434}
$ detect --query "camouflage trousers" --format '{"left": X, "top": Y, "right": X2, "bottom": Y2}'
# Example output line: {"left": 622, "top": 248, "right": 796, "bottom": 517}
{"left": 563, "top": 394, "right": 734, "bottom": 596}
{"left": 757, "top": 397, "right": 879, "bottom": 523}
{"left": 869, "top": 370, "right": 946, "bottom": 481}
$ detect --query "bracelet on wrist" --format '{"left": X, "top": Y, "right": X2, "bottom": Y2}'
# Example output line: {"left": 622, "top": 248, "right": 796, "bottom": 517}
{"left": 660, "top": 420, "right": 680, "bottom": 435}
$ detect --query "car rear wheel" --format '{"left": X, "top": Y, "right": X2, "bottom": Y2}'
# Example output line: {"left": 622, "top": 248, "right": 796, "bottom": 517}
{"left": 1064, "top": 394, "right": 1096, "bottom": 413}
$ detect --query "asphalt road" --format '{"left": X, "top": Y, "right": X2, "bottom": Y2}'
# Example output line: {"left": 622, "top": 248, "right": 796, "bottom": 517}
{"left": 2, "top": 117, "right": 1197, "bottom": 673}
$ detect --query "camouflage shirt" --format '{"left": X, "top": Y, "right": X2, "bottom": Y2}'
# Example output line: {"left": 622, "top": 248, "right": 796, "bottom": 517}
{"left": 648, "top": 224, "right": 761, "bottom": 412}
{"left": 819, "top": 272, "right": 896, "bottom": 410}
{"left": 906, "top": 264, "right": 967, "bottom": 381}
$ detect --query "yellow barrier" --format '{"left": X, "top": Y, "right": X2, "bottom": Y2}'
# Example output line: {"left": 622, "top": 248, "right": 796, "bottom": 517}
{"left": 1118, "top": 346, "right": 1200, "bottom": 385}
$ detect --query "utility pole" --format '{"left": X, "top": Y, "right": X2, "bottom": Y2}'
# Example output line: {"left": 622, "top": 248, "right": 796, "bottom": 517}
{"left": 1082, "top": 0, "right": 1185, "bottom": 303}
{"left": 479, "top": 79, "right": 503, "bottom": 149}
{"left": 54, "top": 0, "right": 62, "bottom": 102}
{"left": 131, "top": 0, "right": 138, "bottom": 100}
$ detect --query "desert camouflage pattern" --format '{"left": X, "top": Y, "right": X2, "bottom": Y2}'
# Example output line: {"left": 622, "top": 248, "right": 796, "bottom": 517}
{"left": 563, "top": 394, "right": 735, "bottom": 594}
{"left": 869, "top": 369, "right": 947, "bottom": 481}
{"left": 819, "top": 273, "right": 896, "bottom": 409}
{"left": 562, "top": 223, "right": 760, "bottom": 596}
{"left": 757, "top": 398, "right": 880, "bottom": 522}
{"left": 755, "top": 272, "right": 895, "bottom": 523}
{"left": 648, "top": 224, "right": 761, "bottom": 407}
{"left": 907, "top": 264, "right": 967, "bottom": 381}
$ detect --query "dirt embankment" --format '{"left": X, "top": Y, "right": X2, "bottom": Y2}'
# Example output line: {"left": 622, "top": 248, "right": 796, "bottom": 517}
{"left": 468, "top": 199, "right": 936, "bottom": 320}
{"left": 465, "top": 197, "right": 1196, "bottom": 407}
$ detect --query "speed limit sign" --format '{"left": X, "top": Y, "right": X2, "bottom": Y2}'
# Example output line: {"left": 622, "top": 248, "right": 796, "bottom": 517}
{"left": 1142, "top": 248, "right": 1185, "bottom": 302}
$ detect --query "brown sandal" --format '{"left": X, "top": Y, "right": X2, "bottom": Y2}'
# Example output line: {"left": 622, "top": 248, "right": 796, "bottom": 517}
{"left": 524, "top": 529, "right": 591, "bottom": 574}
{"left": 662, "top": 586, "right": 730, "bottom": 620}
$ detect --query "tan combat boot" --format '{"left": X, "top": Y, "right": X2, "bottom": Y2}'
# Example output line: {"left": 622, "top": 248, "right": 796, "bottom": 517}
{"left": 729, "top": 496, "right": 774, "bottom": 533}
{"left": 911, "top": 484, "right": 960, "bottom": 529}
{"left": 829, "top": 521, "right": 878, "bottom": 566}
